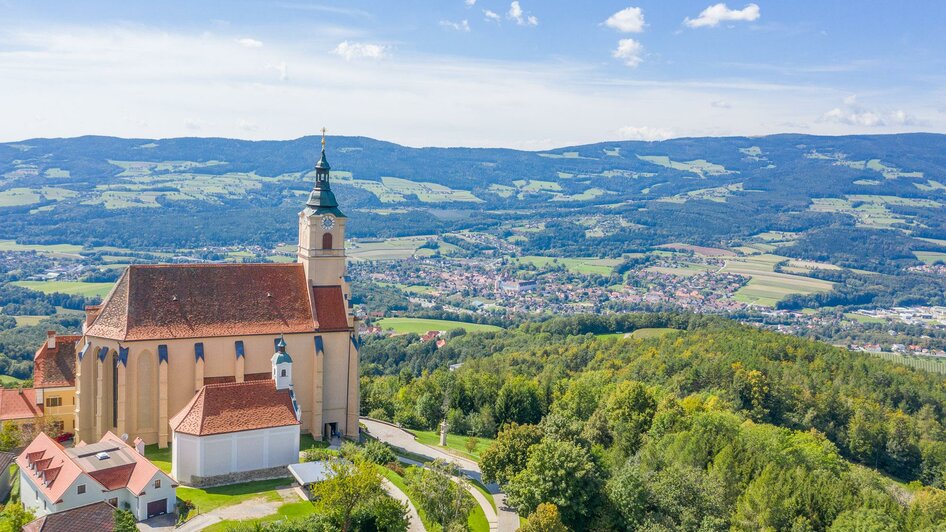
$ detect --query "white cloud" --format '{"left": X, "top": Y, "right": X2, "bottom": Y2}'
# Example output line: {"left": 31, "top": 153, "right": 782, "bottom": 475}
{"left": 238, "top": 120, "right": 259, "bottom": 132}
{"left": 440, "top": 19, "right": 471, "bottom": 32}
{"left": 890, "top": 110, "right": 921, "bottom": 126}
{"left": 617, "top": 126, "right": 674, "bottom": 141}
{"left": 332, "top": 41, "right": 387, "bottom": 60}
{"left": 507, "top": 1, "right": 538, "bottom": 26}
{"left": 465, "top": 0, "right": 476, "bottom": 5}
{"left": 711, "top": 100, "right": 731, "bottom": 109}
{"left": 184, "top": 120, "right": 203, "bottom": 130}
{"left": 819, "top": 98, "right": 923, "bottom": 127}
{"left": 236, "top": 37, "right": 263, "bottom": 48}
{"left": 268, "top": 61, "right": 288, "bottom": 81}
{"left": 605, "top": 7, "right": 645, "bottom": 33}
{"left": 821, "top": 107, "right": 883, "bottom": 126}
{"left": 684, "top": 3, "right": 760, "bottom": 29}
{"left": 483, "top": 10, "right": 501, "bottom": 22}
{"left": 612, "top": 38, "right": 644, "bottom": 68}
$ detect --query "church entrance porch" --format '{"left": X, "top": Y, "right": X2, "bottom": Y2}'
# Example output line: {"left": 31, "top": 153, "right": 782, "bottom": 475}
{"left": 323, "top": 422, "right": 338, "bottom": 441}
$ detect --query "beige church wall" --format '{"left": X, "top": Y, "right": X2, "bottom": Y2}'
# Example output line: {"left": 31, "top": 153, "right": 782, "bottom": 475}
{"left": 320, "top": 330, "right": 358, "bottom": 437}
{"left": 77, "top": 332, "right": 358, "bottom": 445}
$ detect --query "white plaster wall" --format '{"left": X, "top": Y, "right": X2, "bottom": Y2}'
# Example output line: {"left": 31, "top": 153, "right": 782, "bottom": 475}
{"left": 175, "top": 425, "right": 300, "bottom": 483}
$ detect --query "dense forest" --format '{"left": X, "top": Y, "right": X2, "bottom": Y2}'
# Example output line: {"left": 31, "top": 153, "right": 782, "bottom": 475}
{"left": 361, "top": 314, "right": 946, "bottom": 530}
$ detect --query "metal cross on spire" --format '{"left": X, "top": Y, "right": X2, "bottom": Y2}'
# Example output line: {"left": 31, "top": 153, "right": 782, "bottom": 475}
{"left": 321, "top": 127, "right": 327, "bottom": 148}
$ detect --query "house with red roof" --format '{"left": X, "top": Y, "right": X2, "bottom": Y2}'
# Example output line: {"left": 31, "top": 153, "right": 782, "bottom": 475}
{"left": 74, "top": 137, "right": 360, "bottom": 450}
{"left": 17, "top": 430, "right": 176, "bottom": 521}
{"left": 33, "top": 331, "right": 80, "bottom": 435}
{"left": 169, "top": 339, "right": 301, "bottom": 486}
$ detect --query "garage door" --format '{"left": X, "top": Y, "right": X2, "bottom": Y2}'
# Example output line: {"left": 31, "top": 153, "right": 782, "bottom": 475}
{"left": 147, "top": 499, "right": 167, "bottom": 518}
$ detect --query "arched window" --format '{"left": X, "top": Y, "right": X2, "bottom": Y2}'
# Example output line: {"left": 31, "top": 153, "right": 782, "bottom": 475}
{"left": 322, "top": 232, "right": 333, "bottom": 250}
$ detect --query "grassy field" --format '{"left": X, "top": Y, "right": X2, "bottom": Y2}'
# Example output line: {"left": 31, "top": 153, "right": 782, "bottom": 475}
{"left": 870, "top": 352, "right": 946, "bottom": 375}
{"left": 377, "top": 318, "right": 502, "bottom": 335}
{"left": 658, "top": 243, "right": 735, "bottom": 257}
{"left": 914, "top": 251, "right": 946, "bottom": 265}
{"left": 13, "top": 315, "right": 47, "bottom": 326}
{"left": 12, "top": 280, "right": 114, "bottom": 298}
{"left": 645, "top": 264, "right": 716, "bottom": 277}
{"left": 637, "top": 155, "right": 732, "bottom": 177}
{"left": 515, "top": 255, "right": 623, "bottom": 275}
{"left": 598, "top": 328, "right": 679, "bottom": 340}
{"left": 0, "top": 375, "right": 25, "bottom": 386}
{"left": 334, "top": 174, "right": 481, "bottom": 204}
{"left": 721, "top": 254, "right": 834, "bottom": 307}
{"left": 0, "top": 240, "right": 84, "bottom": 254}
{"left": 845, "top": 312, "right": 887, "bottom": 324}
{"left": 410, "top": 430, "right": 495, "bottom": 462}
{"left": 348, "top": 236, "right": 435, "bottom": 261}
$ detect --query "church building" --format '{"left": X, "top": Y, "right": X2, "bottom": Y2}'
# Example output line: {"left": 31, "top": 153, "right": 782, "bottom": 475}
{"left": 74, "top": 134, "right": 359, "bottom": 448}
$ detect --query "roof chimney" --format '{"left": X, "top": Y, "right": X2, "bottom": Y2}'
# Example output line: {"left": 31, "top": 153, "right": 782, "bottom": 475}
{"left": 47, "top": 330, "right": 56, "bottom": 349}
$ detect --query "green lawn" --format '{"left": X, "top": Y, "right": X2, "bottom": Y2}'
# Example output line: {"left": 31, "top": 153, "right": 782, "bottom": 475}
{"left": 177, "top": 477, "right": 290, "bottom": 514}
{"left": 410, "top": 430, "right": 495, "bottom": 462}
{"left": 468, "top": 495, "right": 489, "bottom": 532}
{"left": 203, "top": 501, "right": 317, "bottom": 531}
{"left": 12, "top": 280, "right": 114, "bottom": 298}
{"left": 377, "top": 318, "right": 502, "bottom": 335}
{"left": 144, "top": 444, "right": 172, "bottom": 474}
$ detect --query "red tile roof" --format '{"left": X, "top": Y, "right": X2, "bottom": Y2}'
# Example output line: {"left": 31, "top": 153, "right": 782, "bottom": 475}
{"left": 23, "top": 501, "right": 115, "bottom": 532}
{"left": 86, "top": 263, "right": 350, "bottom": 341}
{"left": 33, "top": 335, "right": 81, "bottom": 388}
{"left": 88, "top": 462, "right": 135, "bottom": 490}
{"left": 0, "top": 388, "right": 43, "bottom": 421}
{"left": 170, "top": 379, "right": 299, "bottom": 437}
{"left": 312, "top": 285, "right": 349, "bottom": 330}
{"left": 16, "top": 432, "right": 83, "bottom": 504}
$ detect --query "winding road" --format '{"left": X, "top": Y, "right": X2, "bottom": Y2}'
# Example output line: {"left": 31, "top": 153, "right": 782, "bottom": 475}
{"left": 361, "top": 417, "right": 520, "bottom": 532}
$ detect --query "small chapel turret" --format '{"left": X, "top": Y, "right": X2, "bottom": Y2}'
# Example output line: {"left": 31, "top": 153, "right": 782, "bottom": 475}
{"left": 271, "top": 337, "right": 293, "bottom": 391}
{"left": 298, "top": 128, "right": 349, "bottom": 288}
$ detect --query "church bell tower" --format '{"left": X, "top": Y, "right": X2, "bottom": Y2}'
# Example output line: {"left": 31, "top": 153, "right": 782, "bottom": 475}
{"left": 298, "top": 128, "right": 348, "bottom": 288}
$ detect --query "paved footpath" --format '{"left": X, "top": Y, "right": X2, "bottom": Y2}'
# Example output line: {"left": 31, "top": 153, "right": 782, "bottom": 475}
{"left": 361, "top": 417, "right": 519, "bottom": 532}
{"left": 382, "top": 478, "right": 425, "bottom": 532}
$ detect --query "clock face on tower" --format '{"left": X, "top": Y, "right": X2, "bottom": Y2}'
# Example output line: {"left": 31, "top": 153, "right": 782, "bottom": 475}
{"left": 321, "top": 215, "right": 335, "bottom": 230}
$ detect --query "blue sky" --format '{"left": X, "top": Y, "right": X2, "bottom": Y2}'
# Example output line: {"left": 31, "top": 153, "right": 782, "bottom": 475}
{"left": 1, "top": 1, "right": 945, "bottom": 148}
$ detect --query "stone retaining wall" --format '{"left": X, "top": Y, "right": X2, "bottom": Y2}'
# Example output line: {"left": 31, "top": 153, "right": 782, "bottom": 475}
{"left": 184, "top": 466, "right": 291, "bottom": 488}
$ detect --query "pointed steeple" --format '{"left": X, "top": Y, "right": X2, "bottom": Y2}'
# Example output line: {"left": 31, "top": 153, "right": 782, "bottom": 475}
{"left": 306, "top": 127, "right": 342, "bottom": 214}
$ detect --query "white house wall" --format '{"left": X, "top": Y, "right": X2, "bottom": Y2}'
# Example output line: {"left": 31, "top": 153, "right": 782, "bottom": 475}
{"left": 133, "top": 472, "right": 177, "bottom": 521}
